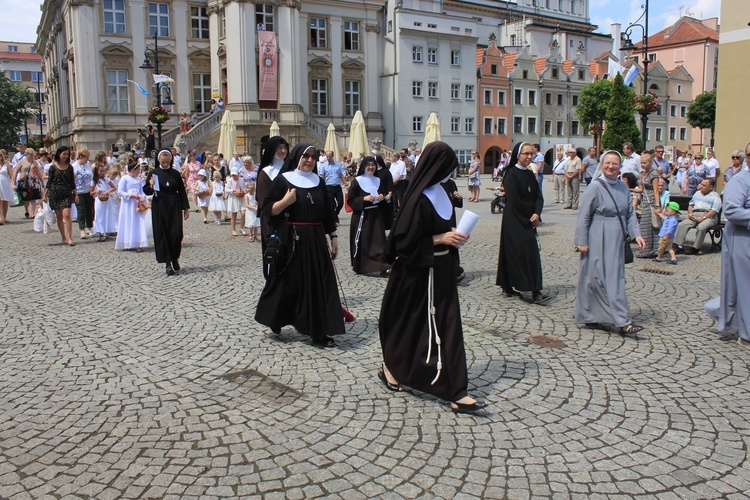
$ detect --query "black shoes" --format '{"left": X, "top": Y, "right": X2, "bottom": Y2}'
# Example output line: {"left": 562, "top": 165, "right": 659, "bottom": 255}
{"left": 377, "top": 367, "right": 404, "bottom": 392}
{"left": 312, "top": 335, "right": 335, "bottom": 348}
{"left": 533, "top": 292, "right": 551, "bottom": 304}
{"left": 172, "top": 260, "right": 180, "bottom": 271}
{"left": 165, "top": 263, "right": 175, "bottom": 276}
{"left": 451, "top": 400, "right": 489, "bottom": 414}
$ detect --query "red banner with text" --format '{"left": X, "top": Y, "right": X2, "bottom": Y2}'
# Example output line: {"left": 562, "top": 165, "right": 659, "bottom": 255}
{"left": 258, "top": 31, "right": 278, "bottom": 101}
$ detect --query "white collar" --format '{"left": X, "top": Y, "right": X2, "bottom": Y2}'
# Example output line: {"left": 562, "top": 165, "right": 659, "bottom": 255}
{"left": 356, "top": 173, "right": 380, "bottom": 196}
{"left": 423, "top": 184, "right": 452, "bottom": 220}
{"left": 283, "top": 169, "right": 320, "bottom": 188}
{"left": 514, "top": 165, "right": 528, "bottom": 170}
{"left": 263, "top": 163, "right": 282, "bottom": 180}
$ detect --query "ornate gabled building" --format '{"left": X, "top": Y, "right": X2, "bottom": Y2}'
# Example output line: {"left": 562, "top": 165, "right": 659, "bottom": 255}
{"left": 476, "top": 35, "right": 511, "bottom": 172}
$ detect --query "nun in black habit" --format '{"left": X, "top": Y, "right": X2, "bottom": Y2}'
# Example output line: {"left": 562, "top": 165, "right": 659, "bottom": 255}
{"left": 348, "top": 157, "right": 392, "bottom": 276}
{"left": 143, "top": 149, "right": 190, "bottom": 275}
{"left": 378, "top": 141, "right": 488, "bottom": 414}
{"left": 374, "top": 155, "right": 394, "bottom": 229}
{"left": 496, "top": 142, "right": 550, "bottom": 303}
{"left": 256, "top": 136, "right": 289, "bottom": 275}
{"left": 254, "top": 143, "right": 345, "bottom": 348}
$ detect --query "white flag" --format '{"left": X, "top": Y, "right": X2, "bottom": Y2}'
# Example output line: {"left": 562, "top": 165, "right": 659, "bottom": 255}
{"left": 607, "top": 59, "right": 626, "bottom": 80}
{"left": 153, "top": 74, "right": 175, "bottom": 85}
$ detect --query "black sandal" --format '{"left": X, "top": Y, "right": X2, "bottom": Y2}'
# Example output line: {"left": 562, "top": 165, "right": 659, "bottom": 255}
{"left": 533, "top": 293, "right": 551, "bottom": 304}
{"left": 619, "top": 323, "right": 643, "bottom": 335}
{"left": 377, "top": 367, "right": 403, "bottom": 392}
{"left": 313, "top": 335, "right": 336, "bottom": 348}
{"left": 451, "top": 400, "right": 489, "bottom": 414}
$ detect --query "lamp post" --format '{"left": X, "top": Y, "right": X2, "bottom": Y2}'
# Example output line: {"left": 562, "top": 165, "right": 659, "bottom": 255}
{"left": 620, "top": 0, "right": 650, "bottom": 150}
{"left": 21, "top": 95, "right": 29, "bottom": 143}
{"left": 26, "top": 82, "right": 44, "bottom": 139}
{"left": 140, "top": 32, "right": 175, "bottom": 152}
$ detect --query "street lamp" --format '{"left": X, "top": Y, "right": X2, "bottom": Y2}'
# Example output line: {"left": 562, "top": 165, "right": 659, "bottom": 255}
{"left": 620, "top": 0, "right": 650, "bottom": 150}
{"left": 140, "top": 32, "right": 175, "bottom": 151}
{"left": 26, "top": 82, "right": 44, "bottom": 139}
{"left": 21, "top": 95, "right": 30, "bottom": 143}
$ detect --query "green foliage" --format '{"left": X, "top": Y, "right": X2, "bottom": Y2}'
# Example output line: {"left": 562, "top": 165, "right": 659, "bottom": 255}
{"left": 687, "top": 89, "right": 716, "bottom": 134}
{"left": 576, "top": 79, "right": 613, "bottom": 132}
{"left": 601, "top": 73, "right": 642, "bottom": 152}
{"left": 0, "top": 72, "right": 31, "bottom": 150}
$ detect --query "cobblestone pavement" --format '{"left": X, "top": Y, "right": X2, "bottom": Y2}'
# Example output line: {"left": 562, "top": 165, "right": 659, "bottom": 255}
{"left": 1, "top": 177, "right": 749, "bottom": 499}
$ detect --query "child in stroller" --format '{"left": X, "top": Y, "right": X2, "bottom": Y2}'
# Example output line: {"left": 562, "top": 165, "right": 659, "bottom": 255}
{"left": 487, "top": 185, "right": 505, "bottom": 214}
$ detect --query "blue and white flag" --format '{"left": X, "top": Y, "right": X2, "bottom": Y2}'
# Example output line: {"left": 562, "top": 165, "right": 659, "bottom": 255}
{"left": 126, "top": 80, "right": 149, "bottom": 96}
{"left": 624, "top": 65, "right": 640, "bottom": 86}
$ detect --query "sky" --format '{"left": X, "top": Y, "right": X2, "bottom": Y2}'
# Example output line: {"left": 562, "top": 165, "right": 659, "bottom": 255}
{"left": 2, "top": 0, "right": 722, "bottom": 45}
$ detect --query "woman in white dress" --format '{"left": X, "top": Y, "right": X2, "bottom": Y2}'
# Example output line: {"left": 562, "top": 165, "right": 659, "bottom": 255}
{"left": 225, "top": 167, "right": 246, "bottom": 236}
{"left": 92, "top": 164, "right": 118, "bottom": 241}
{"left": 208, "top": 171, "right": 226, "bottom": 224}
{"left": 115, "top": 160, "right": 148, "bottom": 252}
{"left": 0, "top": 150, "right": 15, "bottom": 225}
{"left": 193, "top": 169, "right": 211, "bottom": 223}
{"left": 107, "top": 164, "right": 122, "bottom": 233}
{"left": 244, "top": 183, "right": 260, "bottom": 241}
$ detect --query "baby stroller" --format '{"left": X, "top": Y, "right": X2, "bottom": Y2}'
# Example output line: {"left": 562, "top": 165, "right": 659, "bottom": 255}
{"left": 488, "top": 186, "right": 505, "bottom": 214}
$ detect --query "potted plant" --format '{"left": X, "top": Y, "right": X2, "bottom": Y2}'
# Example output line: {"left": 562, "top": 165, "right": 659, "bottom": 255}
{"left": 632, "top": 92, "right": 660, "bottom": 115}
{"left": 148, "top": 106, "right": 170, "bottom": 124}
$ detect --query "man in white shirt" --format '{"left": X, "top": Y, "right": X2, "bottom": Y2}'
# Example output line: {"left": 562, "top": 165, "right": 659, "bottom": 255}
{"left": 11, "top": 144, "right": 26, "bottom": 167}
{"left": 413, "top": 148, "right": 421, "bottom": 170}
{"left": 390, "top": 152, "right": 407, "bottom": 214}
{"left": 564, "top": 148, "right": 582, "bottom": 209}
{"left": 171, "top": 148, "right": 182, "bottom": 170}
{"left": 228, "top": 151, "right": 242, "bottom": 173}
{"left": 551, "top": 150, "right": 567, "bottom": 203}
{"left": 620, "top": 142, "right": 641, "bottom": 177}
{"left": 703, "top": 148, "right": 720, "bottom": 180}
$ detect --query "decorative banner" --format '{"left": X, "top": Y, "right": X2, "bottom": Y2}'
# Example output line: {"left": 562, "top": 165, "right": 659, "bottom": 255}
{"left": 212, "top": 84, "right": 220, "bottom": 99}
{"left": 126, "top": 80, "right": 149, "bottom": 96}
{"left": 258, "top": 31, "right": 278, "bottom": 101}
{"left": 153, "top": 74, "right": 175, "bottom": 84}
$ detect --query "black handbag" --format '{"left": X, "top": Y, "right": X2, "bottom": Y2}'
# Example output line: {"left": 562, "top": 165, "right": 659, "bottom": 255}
{"left": 596, "top": 179, "right": 634, "bottom": 264}
{"left": 263, "top": 213, "right": 296, "bottom": 274}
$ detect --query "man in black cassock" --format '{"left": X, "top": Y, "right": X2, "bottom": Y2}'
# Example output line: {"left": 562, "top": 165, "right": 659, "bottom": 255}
{"left": 496, "top": 142, "right": 550, "bottom": 303}
{"left": 143, "top": 150, "right": 190, "bottom": 275}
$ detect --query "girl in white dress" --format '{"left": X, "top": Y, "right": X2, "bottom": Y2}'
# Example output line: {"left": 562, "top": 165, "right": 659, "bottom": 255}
{"left": 92, "top": 164, "right": 118, "bottom": 241}
{"left": 244, "top": 183, "right": 260, "bottom": 242}
{"left": 0, "top": 151, "right": 15, "bottom": 224}
{"left": 225, "top": 167, "right": 246, "bottom": 236}
{"left": 193, "top": 169, "right": 211, "bottom": 223}
{"left": 107, "top": 165, "right": 122, "bottom": 233}
{"left": 208, "top": 171, "right": 226, "bottom": 225}
{"left": 115, "top": 162, "right": 149, "bottom": 252}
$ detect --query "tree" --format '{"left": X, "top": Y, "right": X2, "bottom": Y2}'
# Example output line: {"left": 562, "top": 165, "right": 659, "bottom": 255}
{"left": 0, "top": 72, "right": 30, "bottom": 151}
{"left": 576, "top": 78, "right": 613, "bottom": 151}
{"left": 601, "top": 73, "right": 642, "bottom": 153}
{"left": 687, "top": 89, "right": 716, "bottom": 147}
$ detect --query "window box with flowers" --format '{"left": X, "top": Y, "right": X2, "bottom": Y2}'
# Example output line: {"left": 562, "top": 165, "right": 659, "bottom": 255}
{"left": 148, "top": 106, "right": 170, "bottom": 124}
{"left": 632, "top": 92, "right": 660, "bottom": 115}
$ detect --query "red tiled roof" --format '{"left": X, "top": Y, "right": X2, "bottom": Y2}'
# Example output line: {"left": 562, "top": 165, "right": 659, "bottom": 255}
{"left": 476, "top": 47, "right": 485, "bottom": 68}
{"left": 636, "top": 16, "right": 718, "bottom": 49}
{"left": 0, "top": 52, "right": 42, "bottom": 61}
{"left": 502, "top": 52, "right": 518, "bottom": 71}
{"left": 533, "top": 57, "right": 546, "bottom": 75}
{"left": 562, "top": 60, "right": 574, "bottom": 74}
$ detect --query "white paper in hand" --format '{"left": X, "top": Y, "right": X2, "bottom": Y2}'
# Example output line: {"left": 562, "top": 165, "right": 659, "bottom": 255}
{"left": 456, "top": 210, "right": 480, "bottom": 236}
{"left": 370, "top": 189, "right": 380, "bottom": 203}
{"left": 152, "top": 173, "right": 160, "bottom": 191}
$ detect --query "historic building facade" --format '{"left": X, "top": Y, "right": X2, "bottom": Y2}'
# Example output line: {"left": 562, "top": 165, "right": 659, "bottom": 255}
{"left": 0, "top": 41, "right": 46, "bottom": 144}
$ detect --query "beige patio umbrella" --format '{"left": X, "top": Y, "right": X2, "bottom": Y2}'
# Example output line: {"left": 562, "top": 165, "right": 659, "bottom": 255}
{"left": 217, "top": 110, "right": 237, "bottom": 158}
{"left": 324, "top": 123, "right": 340, "bottom": 160}
{"left": 422, "top": 112, "right": 441, "bottom": 150}
{"left": 269, "top": 121, "right": 280, "bottom": 137}
{"left": 348, "top": 110, "right": 369, "bottom": 161}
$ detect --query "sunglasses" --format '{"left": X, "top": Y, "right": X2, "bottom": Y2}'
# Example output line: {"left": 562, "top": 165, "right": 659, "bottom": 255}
{"left": 301, "top": 153, "right": 317, "bottom": 159}
{"left": 655, "top": 150, "right": 664, "bottom": 153}
{"left": 732, "top": 156, "right": 741, "bottom": 159}
{"left": 695, "top": 157, "right": 703, "bottom": 160}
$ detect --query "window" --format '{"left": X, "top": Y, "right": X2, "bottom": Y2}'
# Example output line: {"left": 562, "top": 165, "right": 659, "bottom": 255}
{"left": 714, "top": 47, "right": 719, "bottom": 66}
{"left": 219, "top": 10, "right": 226, "bottom": 38}
{"left": 552, "top": 68, "right": 559, "bottom": 78}
{"left": 344, "top": 80, "right": 360, "bottom": 116}
{"left": 451, "top": 84, "right": 460, "bottom": 100}
{"left": 148, "top": 3, "right": 169, "bottom": 37}
{"left": 680, "top": 106, "right": 687, "bottom": 118}
{"left": 522, "top": 70, "right": 528, "bottom": 79}
{"left": 490, "top": 63, "right": 498, "bottom": 75}
{"left": 451, "top": 50, "right": 460, "bottom": 66}
{"left": 107, "top": 70, "right": 129, "bottom": 113}
{"left": 311, "top": 79, "right": 328, "bottom": 115}
{"left": 464, "top": 85, "right": 474, "bottom": 100}
{"left": 427, "top": 47, "right": 437, "bottom": 64}
{"left": 572, "top": 95, "right": 578, "bottom": 106}
{"left": 557, "top": 94, "right": 563, "bottom": 106}
{"left": 256, "top": 4, "right": 275, "bottom": 32}
{"left": 514, "top": 89, "right": 522, "bottom": 105}
{"left": 497, "top": 118, "right": 506, "bottom": 135}
{"left": 464, "top": 118, "right": 474, "bottom": 134}
{"left": 456, "top": 150, "right": 472, "bottom": 164}
{"left": 571, "top": 0, "right": 576, "bottom": 14}
{"left": 428, "top": 82, "right": 438, "bottom": 99}
{"left": 544, "top": 120, "right": 551, "bottom": 135}
{"left": 556, "top": 121, "right": 564, "bottom": 136}
{"left": 7, "top": 45, "right": 18, "bottom": 52}
{"left": 571, "top": 121, "right": 579, "bottom": 135}
{"left": 648, "top": 54, "right": 656, "bottom": 62}
{"left": 310, "top": 18, "right": 327, "bottom": 48}
{"left": 192, "top": 73, "right": 211, "bottom": 113}
{"left": 413, "top": 116, "right": 423, "bottom": 133}
{"left": 413, "top": 46, "right": 423, "bottom": 62}
{"left": 677, "top": 84, "right": 682, "bottom": 94}
{"left": 528, "top": 90, "right": 536, "bottom": 106}
{"left": 191, "top": 7, "right": 209, "bottom": 39}
{"left": 513, "top": 116, "right": 523, "bottom": 134}
{"left": 558, "top": 0, "right": 563, "bottom": 9}
{"left": 8, "top": 71, "right": 21, "bottom": 82}
{"left": 31, "top": 72, "right": 43, "bottom": 83}
{"left": 669, "top": 127, "right": 676, "bottom": 140}
{"left": 412, "top": 81, "right": 423, "bottom": 97}
{"left": 510, "top": 34, "right": 516, "bottom": 46}
{"left": 344, "top": 21, "right": 360, "bottom": 51}
{"left": 498, "top": 91, "right": 505, "bottom": 106}
{"left": 670, "top": 105, "right": 677, "bottom": 117}
{"left": 545, "top": 93, "right": 552, "bottom": 105}
{"left": 484, "top": 89, "right": 492, "bottom": 105}
{"left": 578, "top": 69, "right": 584, "bottom": 80}
{"left": 451, "top": 117, "right": 460, "bottom": 133}
{"left": 527, "top": 117, "right": 536, "bottom": 134}
{"left": 103, "top": 0, "right": 126, "bottom": 34}
{"left": 484, "top": 117, "right": 493, "bottom": 135}
{"left": 656, "top": 128, "right": 663, "bottom": 142}
{"left": 679, "top": 128, "right": 686, "bottom": 141}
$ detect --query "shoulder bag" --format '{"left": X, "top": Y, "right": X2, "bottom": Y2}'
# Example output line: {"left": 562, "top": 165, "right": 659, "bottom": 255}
{"left": 596, "top": 178, "right": 634, "bottom": 264}
{"left": 264, "top": 212, "right": 296, "bottom": 275}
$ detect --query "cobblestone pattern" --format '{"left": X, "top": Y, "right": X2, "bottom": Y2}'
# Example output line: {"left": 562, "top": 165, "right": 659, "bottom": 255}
{"left": 1, "top": 178, "right": 748, "bottom": 499}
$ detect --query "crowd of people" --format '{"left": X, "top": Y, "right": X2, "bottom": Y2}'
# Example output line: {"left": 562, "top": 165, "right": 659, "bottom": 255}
{"left": 1, "top": 135, "right": 748, "bottom": 412}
